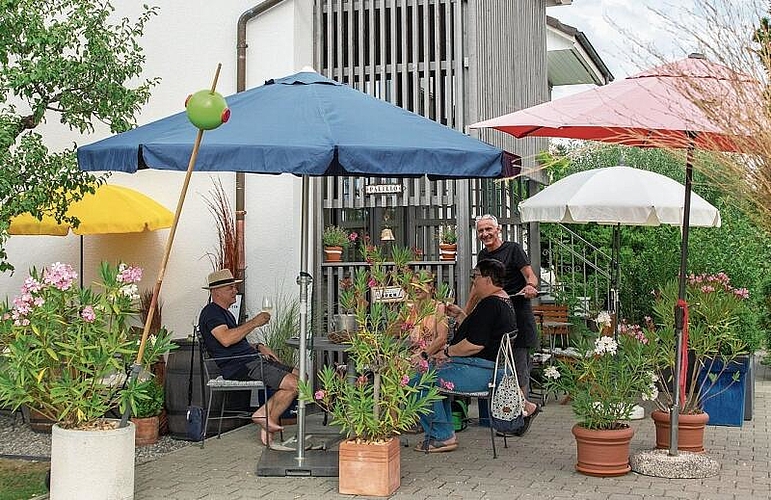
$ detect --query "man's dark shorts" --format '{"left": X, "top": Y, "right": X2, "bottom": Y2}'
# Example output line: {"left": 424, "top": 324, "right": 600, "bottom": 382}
{"left": 232, "top": 355, "right": 294, "bottom": 389}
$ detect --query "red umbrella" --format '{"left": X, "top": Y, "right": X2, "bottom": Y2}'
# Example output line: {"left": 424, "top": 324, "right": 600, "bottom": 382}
{"left": 473, "top": 55, "right": 756, "bottom": 151}
{"left": 471, "top": 54, "right": 760, "bottom": 455}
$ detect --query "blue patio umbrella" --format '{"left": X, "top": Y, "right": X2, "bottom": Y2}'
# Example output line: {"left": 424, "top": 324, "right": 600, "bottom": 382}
{"left": 78, "top": 69, "right": 514, "bottom": 471}
{"left": 78, "top": 71, "right": 513, "bottom": 178}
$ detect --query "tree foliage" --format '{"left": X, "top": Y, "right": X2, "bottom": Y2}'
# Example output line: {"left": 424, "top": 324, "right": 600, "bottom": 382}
{"left": 0, "top": 0, "right": 159, "bottom": 272}
{"left": 541, "top": 144, "right": 771, "bottom": 328}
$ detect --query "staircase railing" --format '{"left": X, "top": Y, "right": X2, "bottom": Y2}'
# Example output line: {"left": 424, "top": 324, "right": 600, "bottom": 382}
{"left": 539, "top": 224, "right": 614, "bottom": 318}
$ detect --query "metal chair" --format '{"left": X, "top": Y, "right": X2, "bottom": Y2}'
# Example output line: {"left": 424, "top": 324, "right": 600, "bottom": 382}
{"left": 426, "top": 330, "right": 519, "bottom": 459}
{"left": 194, "top": 327, "right": 271, "bottom": 448}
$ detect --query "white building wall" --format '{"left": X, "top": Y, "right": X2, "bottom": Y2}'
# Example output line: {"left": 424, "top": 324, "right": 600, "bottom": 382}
{"left": 2, "top": 0, "right": 313, "bottom": 339}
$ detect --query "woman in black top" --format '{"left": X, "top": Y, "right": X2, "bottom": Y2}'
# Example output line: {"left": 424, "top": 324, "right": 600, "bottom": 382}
{"left": 413, "top": 259, "right": 517, "bottom": 453}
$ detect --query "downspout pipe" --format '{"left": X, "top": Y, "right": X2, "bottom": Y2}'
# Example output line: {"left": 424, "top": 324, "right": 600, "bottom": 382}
{"left": 235, "top": 0, "right": 287, "bottom": 293}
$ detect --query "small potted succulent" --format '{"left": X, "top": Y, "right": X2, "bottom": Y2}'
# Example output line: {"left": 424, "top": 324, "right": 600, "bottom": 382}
{"left": 438, "top": 226, "right": 457, "bottom": 261}
{"left": 322, "top": 225, "right": 350, "bottom": 262}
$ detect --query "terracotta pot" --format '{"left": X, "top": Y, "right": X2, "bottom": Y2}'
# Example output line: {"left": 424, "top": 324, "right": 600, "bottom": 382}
{"left": 338, "top": 438, "right": 400, "bottom": 496}
{"left": 571, "top": 424, "right": 634, "bottom": 477}
{"left": 651, "top": 410, "right": 708, "bottom": 453}
{"left": 323, "top": 245, "right": 344, "bottom": 262}
{"left": 131, "top": 415, "right": 160, "bottom": 446}
{"left": 439, "top": 243, "right": 457, "bottom": 261}
{"left": 26, "top": 407, "right": 55, "bottom": 434}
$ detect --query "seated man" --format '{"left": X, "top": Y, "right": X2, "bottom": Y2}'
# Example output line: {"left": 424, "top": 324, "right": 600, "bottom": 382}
{"left": 413, "top": 259, "right": 519, "bottom": 453}
{"left": 198, "top": 269, "right": 299, "bottom": 446}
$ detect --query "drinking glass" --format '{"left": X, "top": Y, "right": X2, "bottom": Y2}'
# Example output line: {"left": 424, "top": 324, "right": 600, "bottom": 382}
{"left": 261, "top": 297, "right": 274, "bottom": 313}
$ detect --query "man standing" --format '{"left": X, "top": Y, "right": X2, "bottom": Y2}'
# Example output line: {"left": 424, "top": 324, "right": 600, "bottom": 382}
{"left": 472, "top": 214, "right": 541, "bottom": 433}
{"left": 198, "top": 269, "right": 299, "bottom": 446}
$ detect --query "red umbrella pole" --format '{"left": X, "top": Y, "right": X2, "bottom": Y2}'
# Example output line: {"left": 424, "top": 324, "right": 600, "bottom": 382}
{"left": 120, "top": 64, "right": 223, "bottom": 428}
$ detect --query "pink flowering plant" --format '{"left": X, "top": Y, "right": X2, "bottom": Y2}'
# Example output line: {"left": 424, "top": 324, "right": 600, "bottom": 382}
{"left": 298, "top": 246, "right": 442, "bottom": 442}
{"left": 643, "top": 273, "right": 755, "bottom": 414}
{"left": 543, "top": 312, "right": 656, "bottom": 430}
{"left": 0, "top": 262, "right": 175, "bottom": 429}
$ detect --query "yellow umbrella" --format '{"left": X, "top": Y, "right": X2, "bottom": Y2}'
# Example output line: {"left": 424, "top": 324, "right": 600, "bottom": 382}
{"left": 9, "top": 184, "right": 173, "bottom": 287}
{"left": 9, "top": 184, "right": 173, "bottom": 235}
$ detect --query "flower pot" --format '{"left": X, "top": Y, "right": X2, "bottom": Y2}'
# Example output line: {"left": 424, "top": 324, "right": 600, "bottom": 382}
{"left": 131, "top": 415, "right": 160, "bottom": 446}
{"left": 324, "top": 245, "right": 344, "bottom": 262}
{"left": 571, "top": 424, "right": 634, "bottom": 477}
{"left": 699, "top": 355, "right": 749, "bottom": 427}
{"left": 338, "top": 438, "right": 400, "bottom": 496}
{"left": 24, "top": 406, "right": 55, "bottom": 434}
{"left": 50, "top": 420, "right": 135, "bottom": 500}
{"left": 439, "top": 243, "right": 457, "bottom": 261}
{"left": 651, "top": 410, "right": 708, "bottom": 453}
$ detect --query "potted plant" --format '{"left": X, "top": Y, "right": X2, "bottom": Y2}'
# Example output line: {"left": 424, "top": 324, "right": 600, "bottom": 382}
{"left": 129, "top": 379, "right": 165, "bottom": 446}
{"left": 0, "top": 261, "right": 176, "bottom": 499}
{"left": 438, "top": 225, "right": 457, "bottom": 261}
{"left": 298, "top": 246, "right": 442, "bottom": 496}
{"left": 643, "top": 273, "right": 755, "bottom": 451}
{"left": 543, "top": 312, "right": 656, "bottom": 477}
{"left": 322, "top": 225, "right": 350, "bottom": 262}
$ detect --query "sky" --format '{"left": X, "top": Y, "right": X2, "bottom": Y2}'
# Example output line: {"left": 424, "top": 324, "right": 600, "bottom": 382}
{"left": 546, "top": 1, "right": 699, "bottom": 96}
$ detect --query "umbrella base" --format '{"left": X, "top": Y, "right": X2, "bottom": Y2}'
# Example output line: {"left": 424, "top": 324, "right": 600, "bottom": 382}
{"left": 256, "top": 447, "right": 338, "bottom": 477}
{"left": 630, "top": 449, "right": 719, "bottom": 478}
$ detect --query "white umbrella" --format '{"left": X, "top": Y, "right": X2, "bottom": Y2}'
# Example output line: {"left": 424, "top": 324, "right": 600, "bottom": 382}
{"left": 520, "top": 165, "right": 721, "bottom": 321}
{"left": 519, "top": 166, "right": 721, "bottom": 227}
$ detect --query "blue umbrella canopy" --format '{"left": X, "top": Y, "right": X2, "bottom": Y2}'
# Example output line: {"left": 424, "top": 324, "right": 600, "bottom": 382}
{"left": 78, "top": 71, "right": 512, "bottom": 178}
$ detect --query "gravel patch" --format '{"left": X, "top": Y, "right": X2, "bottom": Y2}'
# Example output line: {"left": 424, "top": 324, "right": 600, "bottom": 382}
{"left": 0, "top": 411, "right": 191, "bottom": 465}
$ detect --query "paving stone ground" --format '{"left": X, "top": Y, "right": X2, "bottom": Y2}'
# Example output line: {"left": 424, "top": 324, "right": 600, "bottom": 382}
{"left": 134, "top": 358, "right": 771, "bottom": 499}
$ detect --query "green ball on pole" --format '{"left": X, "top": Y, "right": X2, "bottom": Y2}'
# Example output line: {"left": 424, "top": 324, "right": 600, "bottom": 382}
{"left": 185, "top": 89, "right": 230, "bottom": 130}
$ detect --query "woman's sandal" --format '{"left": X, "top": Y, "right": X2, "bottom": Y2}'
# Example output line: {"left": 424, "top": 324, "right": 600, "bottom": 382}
{"left": 414, "top": 438, "right": 458, "bottom": 453}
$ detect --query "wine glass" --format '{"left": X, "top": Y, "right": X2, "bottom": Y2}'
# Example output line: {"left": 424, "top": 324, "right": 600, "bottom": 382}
{"left": 261, "top": 297, "right": 274, "bottom": 314}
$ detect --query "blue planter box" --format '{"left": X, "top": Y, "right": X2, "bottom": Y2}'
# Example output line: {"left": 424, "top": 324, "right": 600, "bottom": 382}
{"left": 699, "top": 355, "right": 750, "bottom": 427}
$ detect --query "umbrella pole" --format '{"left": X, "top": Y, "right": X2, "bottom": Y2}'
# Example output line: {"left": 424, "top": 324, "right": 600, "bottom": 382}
{"left": 609, "top": 223, "right": 621, "bottom": 336}
{"left": 670, "top": 137, "right": 696, "bottom": 455}
{"left": 80, "top": 235, "right": 84, "bottom": 289}
{"left": 295, "top": 175, "right": 312, "bottom": 464}
{"left": 119, "top": 64, "right": 222, "bottom": 428}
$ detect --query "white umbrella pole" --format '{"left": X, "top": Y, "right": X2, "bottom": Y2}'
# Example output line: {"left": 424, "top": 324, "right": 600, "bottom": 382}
{"left": 120, "top": 64, "right": 222, "bottom": 428}
{"left": 295, "top": 175, "right": 312, "bottom": 463}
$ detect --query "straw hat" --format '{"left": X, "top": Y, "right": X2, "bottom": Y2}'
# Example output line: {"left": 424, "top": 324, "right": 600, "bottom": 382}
{"left": 202, "top": 269, "right": 242, "bottom": 290}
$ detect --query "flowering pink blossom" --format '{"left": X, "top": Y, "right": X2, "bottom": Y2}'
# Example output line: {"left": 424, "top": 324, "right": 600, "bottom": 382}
{"left": 417, "top": 358, "right": 429, "bottom": 373}
{"left": 117, "top": 264, "right": 143, "bottom": 284}
{"left": 349, "top": 232, "right": 358, "bottom": 242}
{"left": 368, "top": 278, "right": 377, "bottom": 288}
{"left": 43, "top": 262, "right": 77, "bottom": 291}
{"left": 81, "top": 306, "right": 96, "bottom": 323}
{"left": 314, "top": 390, "right": 326, "bottom": 400}
{"left": 700, "top": 285, "right": 715, "bottom": 293}
{"left": 401, "top": 375, "right": 410, "bottom": 386}
{"left": 439, "top": 379, "right": 455, "bottom": 391}
{"left": 734, "top": 288, "right": 750, "bottom": 299}
{"left": 356, "top": 374, "right": 368, "bottom": 387}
